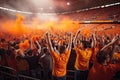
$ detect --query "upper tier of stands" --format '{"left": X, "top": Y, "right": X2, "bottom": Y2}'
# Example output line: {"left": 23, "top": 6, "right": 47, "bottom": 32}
{"left": 58, "top": 5, "right": 120, "bottom": 21}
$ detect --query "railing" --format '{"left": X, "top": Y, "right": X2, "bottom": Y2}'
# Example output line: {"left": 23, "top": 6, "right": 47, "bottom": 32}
{"left": 0, "top": 65, "right": 40, "bottom": 80}
{"left": 0, "top": 65, "right": 75, "bottom": 80}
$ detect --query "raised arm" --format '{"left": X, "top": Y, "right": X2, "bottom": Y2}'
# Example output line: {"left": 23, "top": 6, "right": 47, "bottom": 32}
{"left": 100, "top": 35, "right": 119, "bottom": 51}
{"left": 66, "top": 32, "right": 73, "bottom": 51}
{"left": 35, "top": 40, "right": 41, "bottom": 54}
{"left": 46, "top": 32, "right": 54, "bottom": 53}
{"left": 73, "top": 30, "right": 81, "bottom": 48}
{"left": 91, "top": 32, "right": 96, "bottom": 48}
{"left": 19, "top": 48, "right": 25, "bottom": 57}
{"left": 30, "top": 38, "right": 34, "bottom": 49}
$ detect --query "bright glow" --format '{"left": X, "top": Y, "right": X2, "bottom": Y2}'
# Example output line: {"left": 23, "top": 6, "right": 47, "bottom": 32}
{"left": 37, "top": 13, "right": 57, "bottom": 21}
{"left": 49, "top": 7, "right": 53, "bottom": 10}
{"left": 101, "top": 6, "right": 104, "bottom": 8}
{"left": 61, "top": 2, "right": 120, "bottom": 14}
{"left": 67, "top": 2, "right": 70, "bottom": 5}
{"left": 40, "top": 8, "right": 43, "bottom": 11}
{"left": 0, "top": 2, "right": 119, "bottom": 15}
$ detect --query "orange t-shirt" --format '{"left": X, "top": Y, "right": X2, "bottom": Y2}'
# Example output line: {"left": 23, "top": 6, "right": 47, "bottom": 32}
{"left": 88, "top": 47, "right": 120, "bottom": 80}
{"left": 113, "top": 52, "right": 120, "bottom": 62}
{"left": 75, "top": 47, "right": 93, "bottom": 70}
{"left": 51, "top": 49, "right": 70, "bottom": 77}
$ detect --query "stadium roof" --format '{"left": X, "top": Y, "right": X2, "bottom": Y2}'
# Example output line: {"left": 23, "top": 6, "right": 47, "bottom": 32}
{"left": 0, "top": 0, "right": 120, "bottom": 13}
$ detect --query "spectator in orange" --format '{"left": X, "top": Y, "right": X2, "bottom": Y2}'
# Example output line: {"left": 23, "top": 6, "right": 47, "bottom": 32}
{"left": 73, "top": 29, "right": 95, "bottom": 80}
{"left": 88, "top": 34, "right": 120, "bottom": 80}
{"left": 46, "top": 32, "right": 72, "bottom": 80}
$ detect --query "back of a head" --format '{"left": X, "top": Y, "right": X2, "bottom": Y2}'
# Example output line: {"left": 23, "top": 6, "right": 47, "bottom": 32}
{"left": 96, "top": 50, "right": 108, "bottom": 65}
{"left": 81, "top": 41, "right": 91, "bottom": 49}
{"left": 16, "top": 56, "right": 23, "bottom": 61}
{"left": 1, "top": 38, "right": 5, "bottom": 42}
{"left": 59, "top": 45, "right": 66, "bottom": 54}
{"left": 42, "top": 47, "right": 48, "bottom": 53}
{"left": 26, "top": 49, "right": 33, "bottom": 56}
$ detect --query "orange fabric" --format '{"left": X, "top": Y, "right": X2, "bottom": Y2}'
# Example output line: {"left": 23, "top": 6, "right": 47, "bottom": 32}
{"left": 51, "top": 50, "right": 70, "bottom": 77}
{"left": 19, "top": 40, "right": 30, "bottom": 52}
{"left": 75, "top": 47, "right": 93, "bottom": 70}
{"left": 59, "top": 39, "right": 64, "bottom": 45}
{"left": 113, "top": 52, "right": 120, "bottom": 62}
{"left": 88, "top": 48, "right": 120, "bottom": 80}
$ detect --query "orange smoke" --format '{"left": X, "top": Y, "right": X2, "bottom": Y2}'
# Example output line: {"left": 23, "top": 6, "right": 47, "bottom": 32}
{"left": 0, "top": 14, "right": 81, "bottom": 36}
{"left": 19, "top": 40, "right": 30, "bottom": 52}
{"left": 41, "top": 18, "right": 80, "bottom": 33}
{"left": 81, "top": 28, "right": 91, "bottom": 37}
{"left": 31, "top": 35, "right": 40, "bottom": 42}
{"left": 0, "top": 14, "right": 120, "bottom": 39}
{"left": 1, "top": 14, "right": 30, "bottom": 35}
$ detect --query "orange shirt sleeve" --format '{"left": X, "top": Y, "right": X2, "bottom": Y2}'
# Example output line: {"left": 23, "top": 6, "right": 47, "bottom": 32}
{"left": 75, "top": 47, "right": 93, "bottom": 70}
{"left": 51, "top": 50, "right": 59, "bottom": 59}
{"left": 64, "top": 49, "right": 70, "bottom": 57}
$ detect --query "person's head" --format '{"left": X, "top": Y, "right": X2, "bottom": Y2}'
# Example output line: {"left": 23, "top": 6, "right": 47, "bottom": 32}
{"left": 59, "top": 45, "right": 66, "bottom": 54}
{"left": 42, "top": 47, "right": 48, "bottom": 54}
{"left": 8, "top": 41, "right": 16, "bottom": 47}
{"left": 1, "top": 38, "right": 5, "bottom": 43}
{"left": 83, "top": 41, "right": 91, "bottom": 49}
{"left": 78, "top": 40, "right": 91, "bottom": 49}
{"left": 106, "top": 36, "right": 110, "bottom": 40}
{"left": 16, "top": 56, "right": 23, "bottom": 61}
{"left": 7, "top": 47, "right": 16, "bottom": 57}
{"left": 96, "top": 50, "right": 111, "bottom": 65}
{"left": 26, "top": 49, "right": 33, "bottom": 56}
{"left": 14, "top": 44, "right": 19, "bottom": 49}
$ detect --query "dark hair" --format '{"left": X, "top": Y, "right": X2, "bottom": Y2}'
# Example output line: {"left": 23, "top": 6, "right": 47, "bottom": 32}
{"left": 16, "top": 56, "right": 23, "bottom": 61}
{"left": 106, "top": 37, "right": 110, "bottom": 40}
{"left": 1, "top": 38, "right": 5, "bottom": 42}
{"left": 96, "top": 50, "right": 108, "bottom": 64}
{"left": 14, "top": 44, "right": 19, "bottom": 49}
{"left": 26, "top": 49, "right": 33, "bottom": 56}
{"left": 59, "top": 45, "right": 66, "bottom": 54}
{"left": 43, "top": 47, "right": 48, "bottom": 53}
{"left": 81, "top": 41, "right": 91, "bottom": 49}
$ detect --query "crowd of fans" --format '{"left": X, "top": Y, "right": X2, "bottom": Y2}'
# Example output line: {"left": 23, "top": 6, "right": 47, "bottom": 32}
{"left": 0, "top": 28, "right": 120, "bottom": 80}
{"left": 0, "top": 4, "right": 120, "bottom": 80}
{"left": 59, "top": 5, "right": 120, "bottom": 21}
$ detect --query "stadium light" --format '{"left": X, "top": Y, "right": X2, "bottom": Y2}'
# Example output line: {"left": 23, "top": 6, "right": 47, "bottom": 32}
{"left": 67, "top": 2, "right": 70, "bottom": 5}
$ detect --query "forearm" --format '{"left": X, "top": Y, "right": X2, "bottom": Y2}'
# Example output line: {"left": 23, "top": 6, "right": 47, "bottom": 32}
{"left": 35, "top": 40, "right": 41, "bottom": 52}
{"left": 19, "top": 48, "right": 25, "bottom": 57}
{"left": 101, "top": 35, "right": 119, "bottom": 51}
{"left": 73, "top": 30, "right": 80, "bottom": 46}
{"left": 67, "top": 32, "right": 72, "bottom": 50}
{"left": 91, "top": 33, "right": 96, "bottom": 48}
{"left": 46, "top": 32, "right": 53, "bottom": 52}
